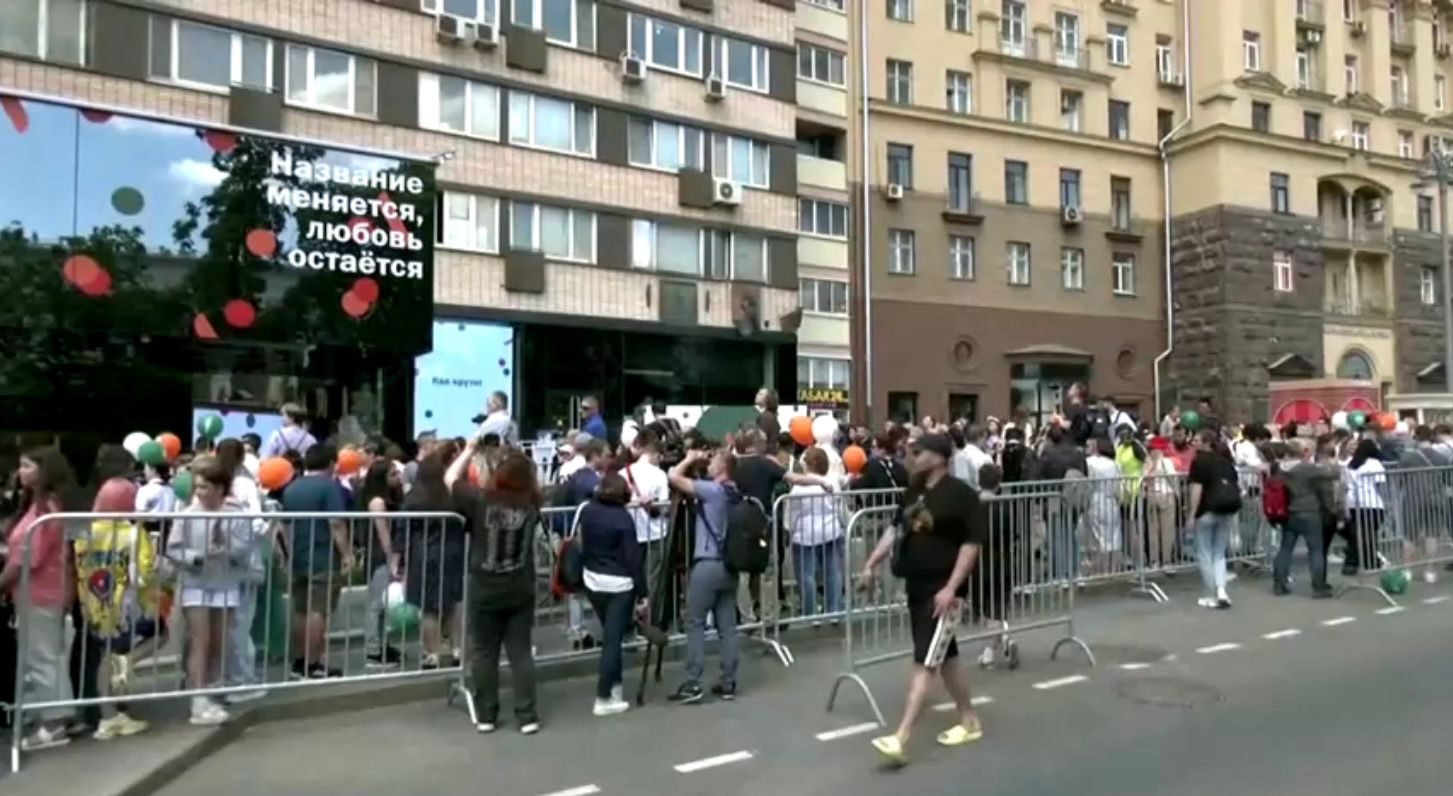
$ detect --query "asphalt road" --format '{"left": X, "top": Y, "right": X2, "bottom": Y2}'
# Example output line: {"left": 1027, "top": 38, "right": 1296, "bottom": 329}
{"left": 156, "top": 578, "right": 1453, "bottom": 796}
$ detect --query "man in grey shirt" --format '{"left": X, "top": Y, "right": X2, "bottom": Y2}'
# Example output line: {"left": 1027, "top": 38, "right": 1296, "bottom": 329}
{"left": 666, "top": 448, "right": 741, "bottom": 704}
{"left": 1275, "top": 438, "right": 1336, "bottom": 598}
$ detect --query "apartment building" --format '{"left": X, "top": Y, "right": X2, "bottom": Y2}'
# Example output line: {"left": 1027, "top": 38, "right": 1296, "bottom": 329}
{"left": 1167, "top": 0, "right": 1453, "bottom": 422}
{"left": 795, "top": 0, "right": 853, "bottom": 413}
{"left": 854, "top": 0, "right": 1170, "bottom": 427}
{"left": 0, "top": 0, "right": 802, "bottom": 436}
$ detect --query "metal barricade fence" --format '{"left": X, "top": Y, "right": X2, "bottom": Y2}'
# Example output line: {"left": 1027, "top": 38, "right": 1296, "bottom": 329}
{"left": 826, "top": 493, "right": 1095, "bottom": 728}
{"left": 5, "top": 508, "right": 468, "bottom": 773}
{"left": 1337, "top": 465, "right": 1453, "bottom": 607}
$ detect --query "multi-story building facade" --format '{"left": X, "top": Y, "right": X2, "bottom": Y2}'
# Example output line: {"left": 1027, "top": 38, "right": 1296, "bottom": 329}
{"left": 1167, "top": 0, "right": 1452, "bottom": 423}
{"left": 0, "top": 0, "right": 803, "bottom": 435}
{"left": 852, "top": 0, "right": 1170, "bottom": 427}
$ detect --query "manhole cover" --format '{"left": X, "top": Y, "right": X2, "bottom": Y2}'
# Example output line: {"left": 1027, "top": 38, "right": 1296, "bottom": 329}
{"left": 1088, "top": 643, "right": 1171, "bottom": 664}
{"left": 1115, "top": 677, "right": 1223, "bottom": 709}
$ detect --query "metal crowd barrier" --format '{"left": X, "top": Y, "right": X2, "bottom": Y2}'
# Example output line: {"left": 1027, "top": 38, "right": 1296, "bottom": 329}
{"left": 1337, "top": 465, "right": 1453, "bottom": 607}
{"left": 826, "top": 494, "right": 1095, "bottom": 728}
{"left": 5, "top": 509, "right": 467, "bottom": 774}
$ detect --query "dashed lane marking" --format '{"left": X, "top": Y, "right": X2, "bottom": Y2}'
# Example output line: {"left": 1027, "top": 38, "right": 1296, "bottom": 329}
{"left": 537, "top": 786, "right": 601, "bottom": 796}
{"left": 1118, "top": 662, "right": 1153, "bottom": 671}
{"left": 1424, "top": 595, "right": 1450, "bottom": 605}
{"left": 1195, "top": 643, "right": 1241, "bottom": 655}
{"left": 1262, "top": 629, "right": 1302, "bottom": 640}
{"left": 815, "top": 723, "right": 879, "bottom": 742}
{"left": 674, "top": 751, "right": 754, "bottom": 774}
{"left": 1321, "top": 616, "right": 1357, "bottom": 627}
{"left": 1032, "top": 675, "right": 1088, "bottom": 691}
{"left": 1375, "top": 606, "right": 1406, "bottom": 615}
{"left": 932, "top": 696, "right": 995, "bottom": 712}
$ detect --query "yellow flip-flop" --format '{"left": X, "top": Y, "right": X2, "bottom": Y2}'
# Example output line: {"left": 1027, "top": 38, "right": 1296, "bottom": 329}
{"left": 936, "top": 719, "right": 984, "bottom": 747}
{"left": 871, "top": 734, "right": 907, "bottom": 766}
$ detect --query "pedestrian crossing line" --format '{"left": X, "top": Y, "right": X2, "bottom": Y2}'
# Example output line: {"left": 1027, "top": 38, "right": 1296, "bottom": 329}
{"left": 1118, "top": 662, "right": 1153, "bottom": 671}
{"left": 1375, "top": 606, "right": 1406, "bottom": 615}
{"left": 1321, "top": 616, "right": 1357, "bottom": 627}
{"left": 1032, "top": 675, "right": 1088, "bottom": 690}
{"left": 1262, "top": 629, "right": 1302, "bottom": 640}
{"left": 674, "top": 751, "right": 754, "bottom": 774}
{"left": 537, "top": 786, "right": 601, "bottom": 796}
{"left": 1195, "top": 643, "right": 1241, "bottom": 655}
{"left": 1424, "top": 595, "right": 1450, "bottom": 605}
{"left": 815, "top": 723, "right": 879, "bottom": 742}
{"left": 932, "top": 696, "right": 995, "bottom": 712}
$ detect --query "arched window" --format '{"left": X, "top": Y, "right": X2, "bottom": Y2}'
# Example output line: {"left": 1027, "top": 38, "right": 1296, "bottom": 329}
{"left": 1336, "top": 350, "right": 1375, "bottom": 381}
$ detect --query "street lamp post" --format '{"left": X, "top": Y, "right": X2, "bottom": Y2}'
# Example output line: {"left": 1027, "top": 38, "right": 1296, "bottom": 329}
{"left": 1417, "top": 151, "right": 1453, "bottom": 395}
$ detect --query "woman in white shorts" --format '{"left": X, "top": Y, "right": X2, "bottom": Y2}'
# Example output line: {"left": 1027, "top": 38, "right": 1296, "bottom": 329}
{"left": 167, "top": 457, "right": 256, "bottom": 726}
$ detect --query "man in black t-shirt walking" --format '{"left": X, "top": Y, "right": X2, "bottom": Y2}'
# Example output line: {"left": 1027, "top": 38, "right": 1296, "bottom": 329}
{"left": 858, "top": 433, "right": 986, "bottom": 765}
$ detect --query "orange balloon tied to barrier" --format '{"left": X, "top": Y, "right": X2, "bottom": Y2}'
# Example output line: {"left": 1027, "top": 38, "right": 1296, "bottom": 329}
{"left": 257, "top": 457, "right": 295, "bottom": 492}
{"left": 336, "top": 447, "right": 363, "bottom": 476}
{"left": 843, "top": 445, "right": 867, "bottom": 475}
{"left": 156, "top": 432, "right": 182, "bottom": 462}
{"left": 788, "top": 415, "right": 813, "bottom": 447}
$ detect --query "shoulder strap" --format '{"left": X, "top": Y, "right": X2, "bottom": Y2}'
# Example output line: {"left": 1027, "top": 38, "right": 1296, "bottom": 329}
{"left": 880, "top": 458, "right": 899, "bottom": 490}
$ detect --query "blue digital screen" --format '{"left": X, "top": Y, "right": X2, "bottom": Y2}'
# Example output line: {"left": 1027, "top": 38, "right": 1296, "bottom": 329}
{"left": 413, "top": 320, "right": 514, "bottom": 439}
{"left": 190, "top": 407, "right": 285, "bottom": 445}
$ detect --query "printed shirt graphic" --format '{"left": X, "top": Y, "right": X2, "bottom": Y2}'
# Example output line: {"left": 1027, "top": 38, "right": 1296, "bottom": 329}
{"left": 73, "top": 519, "right": 158, "bottom": 638}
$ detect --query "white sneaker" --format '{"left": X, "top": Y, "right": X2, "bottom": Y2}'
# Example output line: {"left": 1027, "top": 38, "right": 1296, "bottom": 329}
{"left": 189, "top": 697, "right": 230, "bottom": 726}
{"left": 593, "top": 697, "right": 630, "bottom": 717}
{"left": 94, "top": 713, "right": 149, "bottom": 740}
{"left": 977, "top": 645, "right": 997, "bottom": 669}
{"left": 20, "top": 725, "right": 69, "bottom": 751}
{"left": 476, "top": 722, "right": 497, "bottom": 734}
{"left": 610, "top": 685, "right": 624, "bottom": 703}
{"left": 520, "top": 722, "right": 541, "bottom": 735}
{"left": 1197, "top": 596, "right": 1218, "bottom": 609}
{"left": 1424, "top": 570, "right": 1438, "bottom": 585}
{"left": 1216, "top": 587, "right": 1232, "bottom": 608}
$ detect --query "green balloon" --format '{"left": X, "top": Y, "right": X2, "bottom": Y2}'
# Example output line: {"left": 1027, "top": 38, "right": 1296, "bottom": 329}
{"left": 386, "top": 601, "right": 421, "bottom": 636}
{"left": 1380, "top": 569, "right": 1410, "bottom": 596}
{"left": 137, "top": 440, "right": 167, "bottom": 467}
{"left": 1179, "top": 410, "right": 1201, "bottom": 430}
{"left": 172, "top": 470, "right": 193, "bottom": 502}
{"left": 1349, "top": 411, "right": 1367, "bottom": 429}
{"left": 197, "top": 414, "right": 223, "bottom": 439}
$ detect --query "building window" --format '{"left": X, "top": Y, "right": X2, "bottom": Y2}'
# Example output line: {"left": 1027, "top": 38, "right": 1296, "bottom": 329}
{"left": 1345, "top": 55, "right": 1359, "bottom": 93}
{"left": 1061, "top": 89, "right": 1083, "bottom": 132}
{"left": 804, "top": 0, "right": 846, "bottom": 9}
{"left": 1351, "top": 121, "right": 1370, "bottom": 151}
{"left": 947, "top": 152, "right": 973, "bottom": 212}
{"left": 440, "top": 192, "right": 500, "bottom": 253}
{"left": 1391, "top": 65, "right": 1407, "bottom": 107}
{"left": 1111, "top": 176, "right": 1131, "bottom": 229}
{"left": 1438, "top": 75, "right": 1448, "bottom": 112}
{"left": 1419, "top": 195, "right": 1434, "bottom": 232}
{"left": 949, "top": 235, "right": 975, "bottom": 279}
{"left": 1270, "top": 172, "right": 1290, "bottom": 214}
{"left": 1007, "top": 241, "right": 1031, "bottom": 285}
{"left": 0, "top": 0, "right": 86, "bottom": 64}
{"left": 285, "top": 44, "right": 377, "bottom": 117}
{"left": 1005, "top": 160, "right": 1028, "bottom": 205}
{"left": 420, "top": 73, "right": 500, "bottom": 140}
{"left": 628, "top": 117, "right": 704, "bottom": 172}
{"left": 1422, "top": 266, "right": 1439, "bottom": 305}
{"left": 422, "top": 0, "right": 498, "bottom": 24}
{"left": 1106, "top": 23, "right": 1128, "bottom": 66}
{"left": 508, "top": 90, "right": 595, "bottom": 156}
{"left": 799, "top": 198, "right": 849, "bottom": 238}
{"left": 1053, "top": 12, "right": 1080, "bottom": 66}
{"left": 1251, "top": 101, "right": 1270, "bottom": 133}
{"left": 1156, "top": 41, "right": 1175, "bottom": 82}
{"left": 1273, "top": 250, "right": 1294, "bottom": 292}
{"left": 627, "top": 14, "right": 704, "bottom": 76}
{"left": 1304, "top": 111, "right": 1322, "bottom": 141}
{"left": 1158, "top": 108, "right": 1175, "bottom": 140}
{"left": 888, "top": 391, "right": 919, "bottom": 422}
{"left": 798, "top": 43, "right": 846, "bottom": 86}
{"left": 711, "top": 133, "right": 771, "bottom": 188}
{"left": 887, "top": 142, "right": 913, "bottom": 188}
{"left": 1001, "top": 1, "right": 1026, "bottom": 53}
{"left": 512, "top": 0, "right": 594, "bottom": 48}
{"left": 946, "top": 0, "right": 969, "bottom": 32}
{"left": 1342, "top": 0, "right": 1353, "bottom": 21}
{"left": 887, "top": 59, "right": 913, "bottom": 104}
{"left": 510, "top": 201, "right": 596, "bottom": 263}
{"left": 1399, "top": 130, "right": 1415, "bottom": 159}
{"left": 801, "top": 357, "right": 852, "bottom": 392}
{"left": 1061, "top": 247, "right": 1084, "bottom": 290}
{"left": 148, "top": 17, "right": 271, "bottom": 93}
{"left": 1059, "top": 168, "right": 1081, "bottom": 211}
{"left": 1006, "top": 79, "right": 1029, "bottom": 123}
{"left": 718, "top": 37, "right": 771, "bottom": 93}
{"left": 800, "top": 278, "right": 849, "bottom": 315}
{"left": 946, "top": 70, "right": 972, "bottom": 114}
{"left": 631, "top": 220, "right": 701, "bottom": 274}
{"left": 888, "top": 228, "right": 916, "bottom": 274}
{"left": 728, "top": 234, "right": 774, "bottom": 283}
{"left": 1108, "top": 100, "right": 1130, "bottom": 140}
{"left": 1242, "top": 31, "right": 1261, "bottom": 72}
{"left": 1296, "top": 46, "right": 1311, "bottom": 89}
{"left": 887, "top": 0, "right": 913, "bottom": 22}
{"left": 1112, "top": 252, "right": 1136, "bottom": 295}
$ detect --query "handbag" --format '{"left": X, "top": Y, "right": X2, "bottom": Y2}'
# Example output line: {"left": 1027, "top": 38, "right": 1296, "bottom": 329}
{"left": 550, "top": 535, "right": 584, "bottom": 598}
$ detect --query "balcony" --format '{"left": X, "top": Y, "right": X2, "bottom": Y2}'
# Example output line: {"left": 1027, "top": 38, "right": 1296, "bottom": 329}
{"left": 797, "top": 0, "right": 849, "bottom": 41}
{"left": 1296, "top": 0, "right": 1325, "bottom": 28}
{"left": 1391, "top": 89, "right": 1414, "bottom": 112}
{"left": 1325, "top": 294, "right": 1392, "bottom": 318}
{"left": 994, "top": 36, "right": 1089, "bottom": 72}
{"left": 797, "top": 235, "right": 849, "bottom": 270}
{"left": 1295, "top": 70, "right": 1326, "bottom": 94}
{"left": 1392, "top": 20, "right": 1416, "bottom": 55}
{"left": 1321, "top": 220, "right": 1388, "bottom": 247}
{"left": 797, "top": 79, "right": 847, "bottom": 117}
{"left": 1102, "top": 0, "right": 1137, "bottom": 16}
{"left": 797, "top": 153, "right": 847, "bottom": 191}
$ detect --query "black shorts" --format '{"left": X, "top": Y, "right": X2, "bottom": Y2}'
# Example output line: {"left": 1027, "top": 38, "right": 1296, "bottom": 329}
{"left": 907, "top": 588, "right": 957, "bottom": 666}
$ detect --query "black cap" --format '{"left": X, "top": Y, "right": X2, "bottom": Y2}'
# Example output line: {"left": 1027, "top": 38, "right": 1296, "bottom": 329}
{"left": 913, "top": 433, "right": 954, "bottom": 460}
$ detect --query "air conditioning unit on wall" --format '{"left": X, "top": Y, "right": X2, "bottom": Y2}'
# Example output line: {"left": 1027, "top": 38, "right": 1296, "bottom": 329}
{"left": 620, "top": 53, "right": 646, "bottom": 84}
{"left": 712, "top": 178, "right": 742, "bottom": 206}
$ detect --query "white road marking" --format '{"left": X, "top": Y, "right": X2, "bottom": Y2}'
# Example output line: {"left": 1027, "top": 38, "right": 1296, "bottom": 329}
{"left": 1375, "top": 606, "right": 1406, "bottom": 615}
{"left": 1032, "top": 675, "right": 1088, "bottom": 690}
{"left": 1196, "top": 643, "right": 1241, "bottom": 655}
{"left": 1424, "top": 595, "right": 1450, "bottom": 605}
{"left": 932, "top": 696, "right": 995, "bottom": 712}
{"left": 674, "top": 751, "right": 754, "bottom": 774}
{"left": 815, "top": 723, "right": 879, "bottom": 742}
{"left": 538, "top": 786, "right": 601, "bottom": 796}
{"left": 1118, "top": 662, "right": 1153, "bottom": 671}
{"left": 1321, "top": 616, "right": 1356, "bottom": 626}
{"left": 1262, "top": 629, "right": 1302, "bottom": 640}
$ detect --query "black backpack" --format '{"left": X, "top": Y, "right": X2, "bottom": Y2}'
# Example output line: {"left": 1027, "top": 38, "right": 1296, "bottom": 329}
{"left": 700, "top": 489, "right": 771, "bottom": 575}
{"left": 1086, "top": 408, "right": 1111, "bottom": 441}
{"left": 1205, "top": 474, "right": 1244, "bottom": 516}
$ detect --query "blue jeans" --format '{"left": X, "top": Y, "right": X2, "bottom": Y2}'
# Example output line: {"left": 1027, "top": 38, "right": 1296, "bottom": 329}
{"left": 1194, "top": 512, "right": 1236, "bottom": 593}
{"left": 586, "top": 589, "right": 634, "bottom": 699}
{"left": 226, "top": 582, "right": 259, "bottom": 687}
{"left": 1273, "top": 513, "right": 1327, "bottom": 590}
{"left": 684, "top": 559, "right": 739, "bottom": 687}
{"left": 793, "top": 539, "right": 844, "bottom": 617}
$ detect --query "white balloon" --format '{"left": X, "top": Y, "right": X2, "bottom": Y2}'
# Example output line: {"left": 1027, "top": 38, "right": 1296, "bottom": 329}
{"left": 620, "top": 420, "right": 639, "bottom": 449}
{"left": 1330, "top": 411, "right": 1349, "bottom": 431}
{"left": 811, "top": 414, "right": 837, "bottom": 445}
{"left": 384, "top": 581, "right": 407, "bottom": 609}
{"left": 1395, "top": 419, "right": 1411, "bottom": 435}
{"left": 122, "top": 432, "right": 151, "bottom": 458}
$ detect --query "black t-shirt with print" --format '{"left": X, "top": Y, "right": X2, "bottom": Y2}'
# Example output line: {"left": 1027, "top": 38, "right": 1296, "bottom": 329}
{"left": 896, "top": 475, "right": 984, "bottom": 595}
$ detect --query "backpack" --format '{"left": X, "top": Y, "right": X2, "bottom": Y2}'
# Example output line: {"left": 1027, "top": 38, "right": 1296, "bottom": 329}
{"left": 1261, "top": 473, "right": 1288, "bottom": 524}
{"left": 1086, "top": 409, "right": 1111, "bottom": 441}
{"left": 1205, "top": 473, "right": 1244, "bottom": 516}
{"left": 700, "top": 488, "right": 771, "bottom": 575}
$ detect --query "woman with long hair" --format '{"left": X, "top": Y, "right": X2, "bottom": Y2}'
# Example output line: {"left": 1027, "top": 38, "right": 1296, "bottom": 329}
{"left": 1343, "top": 438, "right": 1388, "bottom": 575}
{"left": 1186, "top": 430, "right": 1241, "bottom": 610}
{"left": 212, "top": 439, "right": 267, "bottom": 700}
{"left": 445, "top": 444, "right": 542, "bottom": 735}
{"left": 0, "top": 448, "right": 78, "bottom": 749}
{"left": 579, "top": 472, "right": 647, "bottom": 717}
{"left": 357, "top": 459, "right": 404, "bottom": 669}
{"left": 399, "top": 452, "right": 461, "bottom": 667}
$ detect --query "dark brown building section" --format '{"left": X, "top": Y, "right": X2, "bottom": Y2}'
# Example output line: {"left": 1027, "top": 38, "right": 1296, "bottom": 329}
{"left": 871, "top": 299, "right": 1160, "bottom": 423}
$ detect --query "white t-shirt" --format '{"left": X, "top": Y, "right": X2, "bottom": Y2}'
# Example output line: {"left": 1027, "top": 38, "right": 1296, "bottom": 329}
{"left": 231, "top": 474, "right": 263, "bottom": 514}
{"left": 1345, "top": 459, "right": 1386, "bottom": 510}
{"left": 135, "top": 478, "right": 176, "bottom": 514}
{"left": 623, "top": 459, "right": 670, "bottom": 543}
{"left": 953, "top": 444, "right": 993, "bottom": 490}
{"left": 787, "top": 483, "right": 843, "bottom": 546}
{"left": 557, "top": 455, "right": 586, "bottom": 484}
{"left": 1232, "top": 439, "right": 1265, "bottom": 471}
{"left": 583, "top": 569, "right": 635, "bottom": 593}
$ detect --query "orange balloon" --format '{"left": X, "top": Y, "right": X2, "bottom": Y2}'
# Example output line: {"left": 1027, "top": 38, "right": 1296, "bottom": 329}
{"left": 156, "top": 432, "right": 182, "bottom": 462}
{"left": 336, "top": 447, "right": 363, "bottom": 476}
{"left": 788, "top": 415, "right": 813, "bottom": 447}
{"left": 1377, "top": 412, "right": 1397, "bottom": 432}
{"left": 467, "top": 461, "right": 481, "bottom": 486}
{"left": 843, "top": 445, "right": 867, "bottom": 475}
{"left": 257, "top": 457, "right": 295, "bottom": 491}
